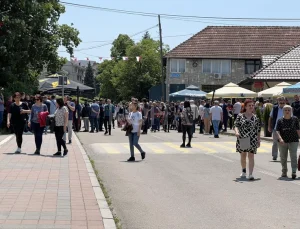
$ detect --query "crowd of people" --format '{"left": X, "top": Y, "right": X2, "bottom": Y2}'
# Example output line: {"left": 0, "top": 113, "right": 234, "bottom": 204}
{"left": 2, "top": 92, "right": 300, "bottom": 180}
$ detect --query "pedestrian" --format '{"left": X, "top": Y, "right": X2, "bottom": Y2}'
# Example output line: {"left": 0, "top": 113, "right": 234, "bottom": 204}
{"left": 0, "top": 92, "right": 4, "bottom": 129}
{"left": 90, "top": 99, "right": 99, "bottom": 133}
{"left": 180, "top": 101, "right": 193, "bottom": 148}
{"left": 81, "top": 102, "right": 91, "bottom": 132}
{"left": 276, "top": 105, "right": 300, "bottom": 179}
{"left": 104, "top": 99, "right": 115, "bottom": 135}
{"left": 203, "top": 103, "right": 211, "bottom": 135}
{"left": 63, "top": 96, "right": 75, "bottom": 144}
{"left": 210, "top": 100, "right": 223, "bottom": 138}
{"left": 234, "top": 99, "right": 261, "bottom": 180}
{"left": 268, "top": 97, "right": 286, "bottom": 161}
{"left": 43, "top": 96, "right": 51, "bottom": 134}
{"left": 98, "top": 99, "right": 105, "bottom": 132}
{"left": 7, "top": 92, "right": 31, "bottom": 154}
{"left": 233, "top": 98, "right": 242, "bottom": 121}
{"left": 28, "top": 94, "right": 48, "bottom": 155}
{"left": 126, "top": 102, "right": 146, "bottom": 162}
{"left": 74, "top": 100, "right": 82, "bottom": 132}
{"left": 53, "top": 98, "right": 69, "bottom": 157}
{"left": 190, "top": 100, "right": 199, "bottom": 137}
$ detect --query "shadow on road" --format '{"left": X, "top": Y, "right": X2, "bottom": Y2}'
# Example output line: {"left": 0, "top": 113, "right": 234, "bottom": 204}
{"left": 234, "top": 177, "right": 261, "bottom": 183}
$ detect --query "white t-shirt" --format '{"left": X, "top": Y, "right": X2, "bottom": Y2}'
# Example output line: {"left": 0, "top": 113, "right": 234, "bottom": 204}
{"left": 128, "top": 111, "right": 142, "bottom": 133}
{"left": 210, "top": 106, "right": 223, "bottom": 120}
{"left": 233, "top": 102, "right": 242, "bottom": 114}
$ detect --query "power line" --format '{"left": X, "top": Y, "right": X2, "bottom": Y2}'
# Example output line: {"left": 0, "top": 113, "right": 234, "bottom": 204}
{"left": 81, "top": 33, "right": 194, "bottom": 44}
{"left": 61, "top": 1, "right": 300, "bottom": 22}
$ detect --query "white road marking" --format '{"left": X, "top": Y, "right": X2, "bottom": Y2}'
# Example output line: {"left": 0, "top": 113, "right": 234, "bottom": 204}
{"left": 0, "top": 135, "right": 13, "bottom": 147}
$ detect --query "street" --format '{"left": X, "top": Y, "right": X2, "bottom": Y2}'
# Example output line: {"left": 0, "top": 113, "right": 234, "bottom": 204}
{"left": 77, "top": 129, "right": 300, "bottom": 229}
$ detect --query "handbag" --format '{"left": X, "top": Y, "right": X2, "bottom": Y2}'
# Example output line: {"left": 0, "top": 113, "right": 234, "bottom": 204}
{"left": 239, "top": 136, "right": 251, "bottom": 150}
{"left": 122, "top": 122, "right": 133, "bottom": 136}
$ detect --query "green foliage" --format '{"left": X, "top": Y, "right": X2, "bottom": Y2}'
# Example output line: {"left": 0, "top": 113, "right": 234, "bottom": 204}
{"left": 84, "top": 62, "right": 95, "bottom": 88}
{"left": 142, "top": 31, "right": 151, "bottom": 40}
{"left": 97, "top": 35, "right": 169, "bottom": 101}
{"left": 0, "top": 0, "right": 81, "bottom": 96}
{"left": 263, "top": 103, "right": 273, "bottom": 123}
{"left": 110, "top": 34, "right": 134, "bottom": 60}
{"left": 255, "top": 107, "right": 262, "bottom": 122}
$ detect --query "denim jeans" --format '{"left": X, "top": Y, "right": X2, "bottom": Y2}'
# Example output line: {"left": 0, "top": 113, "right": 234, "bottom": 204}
{"left": 212, "top": 120, "right": 220, "bottom": 136}
{"left": 90, "top": 117, "right": 98, "bottom": 132}
{"left": 128, "top": 132, "right": 144, "bottom": 158}
{"left": 31, "top": 122, "right": 45, "bottom": 150}
{"left": 278, "top": 142, "right": 298, "bottom": 173}
{"left": 0, "top": 111, "right": 3, "bottom": 128}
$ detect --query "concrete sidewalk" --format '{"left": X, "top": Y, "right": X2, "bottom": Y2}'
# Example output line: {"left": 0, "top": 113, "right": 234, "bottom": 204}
{"left": 0, "top": 133, "right": 115, "bottom": 229}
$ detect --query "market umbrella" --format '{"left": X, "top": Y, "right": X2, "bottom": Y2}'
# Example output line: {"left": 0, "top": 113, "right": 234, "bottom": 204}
{"left": 206, "top": 82, "right": 257, "bottom": 98}
{"left": 169, "top": 85, "right": 206, "bottom": 98}
{"left": 258, "top": 82, "right": 291, "bottom": 97}
{"left": 282, "top": 82, "right": 300, "bottom": 97}
{"left": 39, "top": 76, "right": 94, "bottom": 93}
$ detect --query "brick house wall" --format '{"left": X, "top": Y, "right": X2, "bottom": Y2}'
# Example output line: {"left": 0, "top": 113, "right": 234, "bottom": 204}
{"left": 166, "top": 58, "right": 250, "bottom": 101}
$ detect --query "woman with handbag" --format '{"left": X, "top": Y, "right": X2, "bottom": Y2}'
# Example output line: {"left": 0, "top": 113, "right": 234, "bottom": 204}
{"left": 126, "top": 102, "right": 146, "bottom": 162}
{"left": 53, "top": 98, "right": 69, "bottom": 157}
{"left": 276, "top": 105, "right": 300, "bottom": 179}
{"left": 234, "top": 99, "right": 261, "bottom": 180}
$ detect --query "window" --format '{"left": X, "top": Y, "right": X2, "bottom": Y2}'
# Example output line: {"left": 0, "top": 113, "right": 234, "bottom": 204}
{"left": 202, "top": 60, "right": 231, "bottom": 74}
{"left": 170, "top": 59, "right": 186, "bottom": 73}
{"left": 245, "top": 60, "right": 261, "bottom": 74}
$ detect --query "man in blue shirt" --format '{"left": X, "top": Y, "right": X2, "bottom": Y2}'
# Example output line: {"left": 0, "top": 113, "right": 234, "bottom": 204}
{"left": 90, "top": 100, "right": 100, "bottom": 133}
{"left": 268, "top": 97, "right": 286, "bottom": 161}
{"left": 104, "top": 99, "right": 115, "bottom": 135}
{"left": 63, "top": 96, "right": 75, "bottom": 144}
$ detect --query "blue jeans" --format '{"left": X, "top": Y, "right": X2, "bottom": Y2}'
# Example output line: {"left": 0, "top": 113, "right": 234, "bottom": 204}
{"left": 128, "top": 132, "right": 144, "bottom": 158}
{"left": 31, "top": 122, "right": 45, "bottom": 150}
{"left": 90, "top": 117, "right": 98, "bottom": 132}
{"left": 0, "top": 111, "right": 3, "bottom": 128}
{"left": 212, "top": 120, "right": 220, "bottom": 136}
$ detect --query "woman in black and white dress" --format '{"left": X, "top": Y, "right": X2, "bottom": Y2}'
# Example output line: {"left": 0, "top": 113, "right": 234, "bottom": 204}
{"left": 234, "top": 99, "right": 261, "bottom": 180}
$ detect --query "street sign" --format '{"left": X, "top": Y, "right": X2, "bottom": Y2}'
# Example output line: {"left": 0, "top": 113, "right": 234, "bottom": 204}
{"left": 58, "top": 76, "right": 68, "bottom": 86}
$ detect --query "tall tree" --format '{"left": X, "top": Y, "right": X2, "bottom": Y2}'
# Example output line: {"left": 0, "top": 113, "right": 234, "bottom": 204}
{"left": 142, "top": 31, "right": 151, "bottom": 40}
{"left": 110, "top": 34, "right": 134, "bottom": 59}
{"left": 0, "top": 0, "right": 81, "bottom": 95}
{"left": 84, "top": 62, "right": 95, "bottom": 88}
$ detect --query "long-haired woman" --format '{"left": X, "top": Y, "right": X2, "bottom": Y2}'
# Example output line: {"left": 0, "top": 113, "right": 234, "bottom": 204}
{"left": 28, "top": 94, "right": 48, "bottom": 155}
{"left": 234, "top": 99, "right": 261, "bottom": 180}
{"left": 126, "top": 102, "right": 146, "bottom": 162}
{"left": 180, "top": 101, "right": 193, "bottom": 148}
{"left": 53, "top": 98, "right": 69, "bottom": 157}
{"left": 7, "top": 92, "right": 31, "bottom": 153}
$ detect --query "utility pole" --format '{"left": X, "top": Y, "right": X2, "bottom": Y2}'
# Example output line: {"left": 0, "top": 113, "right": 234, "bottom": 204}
{"left": 158, "top": 15, "right": 165, "bottom": 102}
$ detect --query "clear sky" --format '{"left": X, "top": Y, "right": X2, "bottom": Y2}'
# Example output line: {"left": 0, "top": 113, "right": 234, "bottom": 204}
{"left": 58, "top": 0, "right": 300, "bottom": 61}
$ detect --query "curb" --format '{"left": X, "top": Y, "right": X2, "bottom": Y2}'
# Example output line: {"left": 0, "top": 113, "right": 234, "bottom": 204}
{"left": 220, "top": 131, "right": 273, "bottom": 142}
{"left": 73, "top": 133, "right": 117, "bottom": 229}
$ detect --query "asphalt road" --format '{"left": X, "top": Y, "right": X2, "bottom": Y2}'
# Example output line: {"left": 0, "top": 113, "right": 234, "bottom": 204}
{"left": 77, "top": 128, "right": 300, "bottom": 229}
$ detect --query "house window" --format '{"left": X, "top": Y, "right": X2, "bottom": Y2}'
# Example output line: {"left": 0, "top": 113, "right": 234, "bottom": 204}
{"left": 245, "top": 60, "right": 261, "bottom": 74}
{"left": 170, "top": 59, "right": 186, "bottom": 73}
{"left": 202, "top": 60, "right": 231, "bottom": 74}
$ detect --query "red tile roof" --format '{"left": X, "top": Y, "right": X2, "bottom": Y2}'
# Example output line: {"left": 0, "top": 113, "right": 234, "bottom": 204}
{"left": 166, "top": 26, "right": 300, "bottom": 59}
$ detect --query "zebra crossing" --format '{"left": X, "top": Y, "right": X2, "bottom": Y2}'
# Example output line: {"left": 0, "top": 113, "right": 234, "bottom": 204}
{"left": 89, "top": 141, "right": 273, "bottom": 155}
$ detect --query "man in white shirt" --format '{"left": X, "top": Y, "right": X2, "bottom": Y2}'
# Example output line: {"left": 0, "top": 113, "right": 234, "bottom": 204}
{"left": 233, "top": 99, "right": 242, "bottom": 121}
{"left": 199, "top": 100, "right": 205, "bottom": 134}
{"left": 190, "top": 100, "right": 199, "bottom": 137}
{"left": 210, "top": 100, "right": 223, "bottom": 138}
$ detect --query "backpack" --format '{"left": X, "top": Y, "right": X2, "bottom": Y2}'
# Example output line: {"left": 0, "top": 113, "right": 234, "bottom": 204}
{"left": 182, "top": 108, "right": 193, "bottom": 125}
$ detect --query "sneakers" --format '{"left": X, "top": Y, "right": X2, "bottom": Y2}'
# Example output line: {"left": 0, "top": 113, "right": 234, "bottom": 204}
{"left": 63, "top": 149, "right": 68, "bottom": 156}
{"left": 186, "top": 143, "right": 191, "bottom": 148}
{"left": 240, "top": 172, "right": 246, "bottom": 178}
{"left": 141, "top": 152, "right": 146, "bottom": 160}
{"left": 127, "top": 157, "right": 135, "bottom": 162}
{"left": 69, "top": 140, "right": 72, "bottom": 144}
{"left": 281, "top": 173, "right": 287, "bottom": 178}
{"left": 248, "top": 175, "right": 254, "bottom": 180}
{"left": 273, "top": 157, "right": 277, "bottom": 161}
{"left": 292, "top": 173, "right": 297, "bottom": 179}
{"left": 34, "top": 149, "right": 40, "bottom": 155}
{"left": 15, "top": 148, "right": 21, "bottom": 154}
{"left": 180, "top": 144, "right": 185, "bottom": 148}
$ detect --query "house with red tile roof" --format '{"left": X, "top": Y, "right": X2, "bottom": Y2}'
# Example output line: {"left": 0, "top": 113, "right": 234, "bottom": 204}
{"left": 165, "top": 26, "right": 300, "bottom": 100}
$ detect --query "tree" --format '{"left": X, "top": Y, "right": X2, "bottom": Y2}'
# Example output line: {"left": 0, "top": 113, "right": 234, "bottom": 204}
{"left": 110, "top": 34, "right": 134, "bottom": 59}
{"left": 142, "top": 31, "right": 151, "bottom": 40}
{"left": 96, "top": 60, "right": 119, "bottom": 102}
{"left": 84, "top": 62, "right": 95, "bottom": 88}
{"left": 0, "top": 0, "right": 81, "bottom": 96}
